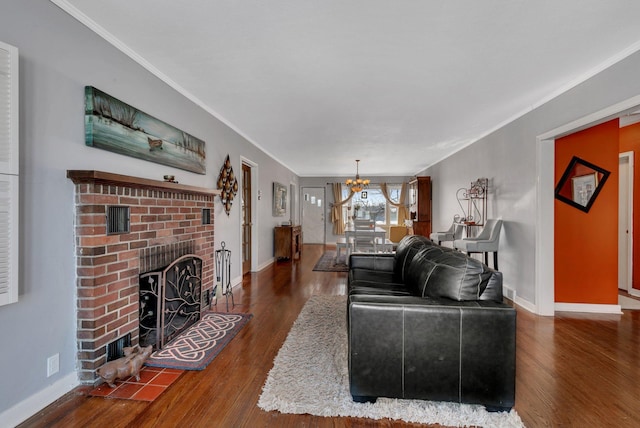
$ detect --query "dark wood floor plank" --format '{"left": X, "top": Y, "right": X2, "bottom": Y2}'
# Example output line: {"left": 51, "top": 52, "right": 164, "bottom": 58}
{"left": 18, "top": 244, "right": 640, "bottom": 427}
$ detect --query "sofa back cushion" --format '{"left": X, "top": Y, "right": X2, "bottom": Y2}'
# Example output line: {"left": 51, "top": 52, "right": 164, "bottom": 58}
{"left": 405, "top": 246, "right": 499, "bottom": 301}
{"left": 393, "top": 235, "right": 433, "bottom": 282}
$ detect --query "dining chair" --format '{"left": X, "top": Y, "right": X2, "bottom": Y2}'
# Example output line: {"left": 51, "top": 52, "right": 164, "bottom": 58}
{"left": 429, "top": 219, "right": 463, "bottom": 246}
{"left": 353, "top": 219, "right": 374, "bottom": 230}
{"left": 352, "top": 227, "right": 377, "bottom": 253}
{"left": 453, "top": 219, "right": 503, "bottom": 269}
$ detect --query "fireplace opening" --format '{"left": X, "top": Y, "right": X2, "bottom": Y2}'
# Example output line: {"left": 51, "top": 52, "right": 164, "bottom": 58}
{"left": 139, "top": 242, "right": 204, "bottom": 350}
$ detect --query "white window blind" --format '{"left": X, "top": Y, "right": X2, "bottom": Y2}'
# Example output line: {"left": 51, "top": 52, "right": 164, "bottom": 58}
{"left": 0, "top": 41, "right": 18, "bottom": 306}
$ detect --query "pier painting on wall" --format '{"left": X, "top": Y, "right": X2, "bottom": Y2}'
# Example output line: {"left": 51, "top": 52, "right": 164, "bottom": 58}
{"left": 85, "top": 86, "right": 206, "bottom": 174}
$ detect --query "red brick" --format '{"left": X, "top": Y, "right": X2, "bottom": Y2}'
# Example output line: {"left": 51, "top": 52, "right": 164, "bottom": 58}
{"left": 107, "top": 279, "right": 130, "bottom": 294}
{"left": 107, "top": 298, "right": 127, "bottom": 313}
{"left": 78, "top": 306, "right": 106, "bottom": 321}
{"left": 94, "top": 273, "right": 119, "bottom": 286}
{"left": 120, "top": 285, "right": 138, "bottom": 298}
{"left": 78, "top": 215, "right": 106, "bottom": 226}
{"left": 77, "top": 266, "right": 105, "bottom": 277}
{"left": 80, "top": 235, "right": 120, "bottom": 247}
{"left": 118, "top": 233, "right": 140, "bottom": 242}
{"left": 130, "top": 206, "right": 148, "bottom": 214}
{"left": 106, "top": 243, "right": 129, "bottom": 253}
{"left": 130, "top": 223, "right": 148, "bottom": 232}
{"left": 120, "top": 302, "right": 138, "bottom": 317}
{"left": 79, "top": 205, "right": 106, "bottom": 214}
{"left": 107, "top": 261, "right": 129, "bottom": 273}
{"left": 119, "top": 197, "right": 140, "bottom": 205}
{"left": 94, "top": 254, "right": 118, "bottom": 266}
{"left": 129, "top": 240, "right": 148, "bottom": 249}
{"left": 77, "top": 285, "right": 107, "bottom": 298}
{"left": 118, "top": 268, "right": 139, "bottom": 280}
{"left": 94, "top": 310, "right": 118, "bottom": 327}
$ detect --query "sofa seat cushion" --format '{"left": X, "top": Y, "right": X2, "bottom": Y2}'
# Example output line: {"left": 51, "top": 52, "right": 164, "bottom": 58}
{"left": 350, "top": 268, "right": 396, "bottom": 284}
{"left": 349, "top": 283, "right": 412, "bottom": 296}
{"left": 349, "top": 269, "right": 410, "bottom": 295}
{"left": 406, "top": 246, "right": 493, "bottom": 301}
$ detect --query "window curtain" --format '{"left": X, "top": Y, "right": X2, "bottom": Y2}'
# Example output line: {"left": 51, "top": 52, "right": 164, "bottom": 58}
{"left": 331, "top": 183, "right": 355, "bottom": 235}
{"left": 380, "top": 182, "right": 409, "bottom": 225}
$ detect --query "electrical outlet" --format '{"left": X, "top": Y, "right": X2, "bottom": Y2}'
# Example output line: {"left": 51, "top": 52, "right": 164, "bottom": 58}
{"left": 47, "top": 353, "right": 59, "bottom": 377}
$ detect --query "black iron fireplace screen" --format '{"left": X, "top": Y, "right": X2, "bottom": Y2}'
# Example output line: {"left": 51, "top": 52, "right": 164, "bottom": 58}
{"left": 139, "top": 254, "right": 203, "bottom": 349}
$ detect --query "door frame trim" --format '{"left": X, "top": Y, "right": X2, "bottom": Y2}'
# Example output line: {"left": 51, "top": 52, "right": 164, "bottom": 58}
{"left": 620, "top": 151, "right": 636, "bottom": 295}
{"left": 301, "top": 186, "right": 326, "bottom": 245}
{"left": 241, "top": 156, "right": 259, "bottom": 272}
{"left": 536, "top": 93, "right": 640, "bottom": 315}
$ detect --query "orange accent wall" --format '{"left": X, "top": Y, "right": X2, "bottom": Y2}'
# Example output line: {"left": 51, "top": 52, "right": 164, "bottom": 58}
{"left": 619, "top": 122, "right": 640, "bottom": 290}
{"left": 555, "top": 119, "right": 619, "bottom": 304}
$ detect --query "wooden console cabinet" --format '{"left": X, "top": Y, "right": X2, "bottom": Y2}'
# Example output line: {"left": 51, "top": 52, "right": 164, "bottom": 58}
{"left": 274, "top": 225, "right": 302, "bottom": 260}
{"left": 409, "top": 176, "right": 432, "bottom": 237}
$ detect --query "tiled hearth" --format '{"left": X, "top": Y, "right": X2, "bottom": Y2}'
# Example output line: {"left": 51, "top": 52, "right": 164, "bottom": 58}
{"left": 68, "top": 171, "right": 218, "bottom": 384}
{"left": 85, "top": 366, "right": 184, "bottom": 401}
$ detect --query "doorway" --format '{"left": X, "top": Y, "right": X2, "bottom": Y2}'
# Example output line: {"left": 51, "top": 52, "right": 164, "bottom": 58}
{"left": 537, "top": 94, "right": 640, "bottom": 315}
{"left": 242, "top": 162, "right": 252, "bottom": 275}
{"left": 619, "top": 151, "right": 634, "bottom": 292}
{"left": 301, "top": 187, "right": 325, "bottom": 244}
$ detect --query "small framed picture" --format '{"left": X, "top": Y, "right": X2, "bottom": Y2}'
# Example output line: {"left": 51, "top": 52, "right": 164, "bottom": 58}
{"left": 361, "top": 191, "right": 368, "bottom": 199}
{"left": 571, "top": 173, "right": 597, "bottom": 207}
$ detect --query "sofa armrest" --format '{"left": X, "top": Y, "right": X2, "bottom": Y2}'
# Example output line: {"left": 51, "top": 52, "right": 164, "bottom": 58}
{"left": 348, "top": 253, "right": 395, "bottom": 272}
{"left": 348, "top": 296, "right": 515, "bottom": 408}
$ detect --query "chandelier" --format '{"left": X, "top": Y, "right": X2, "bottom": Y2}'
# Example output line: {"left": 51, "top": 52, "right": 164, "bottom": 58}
{"left": 345, "top": 159, "right": 370, "bottom": 193}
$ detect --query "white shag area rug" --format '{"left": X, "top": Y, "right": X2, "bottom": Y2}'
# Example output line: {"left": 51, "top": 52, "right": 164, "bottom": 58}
{"left": 258, "top": 295, "right": 525, "bottom": 427}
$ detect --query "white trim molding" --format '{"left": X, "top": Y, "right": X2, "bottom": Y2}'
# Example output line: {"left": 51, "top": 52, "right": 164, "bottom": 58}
{"left": 554, "top": 303, "right": 622, "bottom": 315}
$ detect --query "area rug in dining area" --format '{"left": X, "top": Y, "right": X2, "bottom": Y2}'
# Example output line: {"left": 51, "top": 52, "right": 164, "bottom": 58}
{"left": 145, "top": 312, "right": 252, "bottom": 370}
{"left": 312, "top": 251, "right": 348, "bottom": 272}
{"left": 258, "top": 295, "right": 525, "bottom": 427}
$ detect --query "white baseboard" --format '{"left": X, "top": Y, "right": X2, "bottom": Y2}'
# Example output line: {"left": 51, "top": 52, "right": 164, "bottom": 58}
{"left": 554, "top": 302, "right": 623, "bottom": 314}
{"left": 502, "top": 285, "right": 516, "bottom": 302}
{"left": 1, "top": 372, "right": 78, "bottom": 428}
{"left": 514, "top": 296, "right": 537, "bottom": 313}
{"left": 502, "top": 285, "right": 537, "bottom": 314}
{"left": 256, "top": 258, "right": 274, "bottom": 272}
{"left": 629, "top": 288, "right": 640, "bottom": 298}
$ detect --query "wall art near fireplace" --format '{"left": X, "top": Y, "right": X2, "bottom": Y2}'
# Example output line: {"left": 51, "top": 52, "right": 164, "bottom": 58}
{"left": 217, "top": 154, "right": 238, "bottom": 216}
{"left": 85, "top": 86, "right": 206, "bottom": 174}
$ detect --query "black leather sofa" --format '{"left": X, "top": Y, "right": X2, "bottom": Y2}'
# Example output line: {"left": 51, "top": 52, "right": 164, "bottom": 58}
{"left": 347, "top": 235, "right": 516, "bottom": 411}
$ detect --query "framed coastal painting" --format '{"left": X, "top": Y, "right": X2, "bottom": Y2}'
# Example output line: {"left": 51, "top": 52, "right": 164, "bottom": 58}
{"left": 84, "top": 86, "right": 206, "bottom": 174}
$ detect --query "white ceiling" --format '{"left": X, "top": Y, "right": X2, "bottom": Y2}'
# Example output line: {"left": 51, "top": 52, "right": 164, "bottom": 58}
{"left": 54, "top": 0, "right": 640, "bottom": 177}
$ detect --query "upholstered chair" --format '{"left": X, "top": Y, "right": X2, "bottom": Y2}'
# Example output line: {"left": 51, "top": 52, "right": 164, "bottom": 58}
{"left": 389, "top": 225, "right": 408, "bottom": 243}
{"left": 453, "top": 219, "right": 503, "bottom": 269}
{"left": 429, "top": 220, "right": 463, "bottom": 246}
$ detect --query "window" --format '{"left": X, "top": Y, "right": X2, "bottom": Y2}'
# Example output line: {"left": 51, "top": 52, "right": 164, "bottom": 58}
{"left": 0, "top": 41, "right": 18, "bottom": 307}
{"left": 342, "top": 184, "right": 402, "bottom": 226}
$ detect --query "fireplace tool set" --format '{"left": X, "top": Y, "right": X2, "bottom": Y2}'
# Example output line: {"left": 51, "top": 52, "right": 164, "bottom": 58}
{"left": 215, "top": 241, "right": 234, "bottom": 311}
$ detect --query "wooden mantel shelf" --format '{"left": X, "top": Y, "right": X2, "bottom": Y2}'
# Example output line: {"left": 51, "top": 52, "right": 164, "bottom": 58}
{"left": 67, "top": 170, "right": 221, "bottom": 196}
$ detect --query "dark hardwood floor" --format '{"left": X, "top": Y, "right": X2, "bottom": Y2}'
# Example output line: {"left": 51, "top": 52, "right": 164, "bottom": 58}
{"left": 18, "top": 244, "right": 640, "bottom": 427}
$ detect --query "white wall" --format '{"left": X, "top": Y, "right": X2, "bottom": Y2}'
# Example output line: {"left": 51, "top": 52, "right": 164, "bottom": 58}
{"left": 0, "top": 1, "right": 297, "bottom": 424}
{"left": 420, "top": 51, "right": 640, "bottom": 309}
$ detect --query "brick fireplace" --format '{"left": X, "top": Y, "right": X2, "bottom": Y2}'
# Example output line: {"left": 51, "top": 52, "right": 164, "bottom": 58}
{"left": 67, "top": 170, "right": 218, "bottom": 383}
